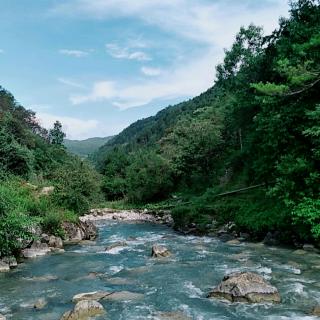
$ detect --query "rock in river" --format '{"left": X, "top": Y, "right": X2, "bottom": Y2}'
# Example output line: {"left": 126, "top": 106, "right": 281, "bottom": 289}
{"left": 61, "top": 300, "right": 105, "bottom": 320}
{"left": 33, "top": 298, "right": 48, "bottom": 309}
{"left": 0, "top": 314, "right": 6, "bottom": 320}
{"left": 103, "top": 291, "right": 144, "bottom": 301}
{"left": 152, "top": 245, "right": 171, "bottom": 258}
{"left": 72, "top": 291, "right": 111, "bottom": 303}
{"left": 105, "top": 241, "right": 127, "bottom": 253}
{"left": 207, "top": 272, "right": 281, "bottom": 303}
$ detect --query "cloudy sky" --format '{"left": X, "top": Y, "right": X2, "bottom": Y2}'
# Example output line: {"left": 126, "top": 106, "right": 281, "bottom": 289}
{"left": 0, "top": 0, "right": 289, "bottom": 139}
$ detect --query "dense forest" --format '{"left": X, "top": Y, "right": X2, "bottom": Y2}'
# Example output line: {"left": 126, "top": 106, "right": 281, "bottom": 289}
{"left": 92, "top": 0, "right": 320, "bottom": 243}
{"left": 0, "top": 88, "right": 102, "bottom": 256}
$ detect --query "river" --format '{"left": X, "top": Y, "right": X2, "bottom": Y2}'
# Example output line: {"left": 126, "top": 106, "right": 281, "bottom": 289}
{"left": 0, "top": 221, "right": 319, "bottom": 319}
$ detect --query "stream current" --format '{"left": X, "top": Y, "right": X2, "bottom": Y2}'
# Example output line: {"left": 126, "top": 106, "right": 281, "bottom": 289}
{"left": 0, "top": 221, "right": 320, "bottom": 319}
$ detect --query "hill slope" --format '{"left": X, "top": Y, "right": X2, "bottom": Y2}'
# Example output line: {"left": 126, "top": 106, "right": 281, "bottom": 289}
{"left": 64, "top": 136, "right": 112, "bottom": 157}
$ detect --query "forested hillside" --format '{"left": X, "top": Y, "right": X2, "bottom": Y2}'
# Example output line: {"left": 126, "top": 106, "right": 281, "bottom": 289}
{"left": 93, "top": 0, "right": 320, "bottom": 243}
{"left": 64, "top": 136, "right": 112, "bottom": 158}
{"left": 0, "top": 87, "right": 103, "bottom": 256}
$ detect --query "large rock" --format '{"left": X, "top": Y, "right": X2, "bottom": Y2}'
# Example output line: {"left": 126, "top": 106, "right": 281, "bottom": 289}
{"left": 2, "top": 256, "right": 18, "bottom": 268}
{"left": 48, "top": 235, "right": 63, "bottom": 248}
{"left": 21, "top": 240, "right": 51, "bottom": 258}
{"left": 33, "top": 298, "right": 48, "bottom": 309}
{"left": 81, "top": 221, "right": 97, "bottom": 241}
{"left": 155, "top": 311, "right": 192, "bottom": 319}
{"left": 105, "top": 241, "right": 127, "bottom": 253}
{"left": 0, "top": 256, "right": 17, "bottom": 272}
{"left": 62, "top": 221, "right": 97, "bottom": 244}
{"left": 208, "top": 272, "right": 281, "bottom": 303}
{"left": 103, "top": 291, "right": 144, "bottom": 301}
{"left": 0, "top": 314, "right": 6, "bottom": 320}
{"left": 61, "top": 300, "right": 105, "bottom": 320}
{"left": 0, "top": 261, "right": 10, "bottom": 272}
{"left": 72, "top": 291, "right": 111, "bottom": 303}
{"left": 151, "top": 245, "right": 171, "bottom": 258}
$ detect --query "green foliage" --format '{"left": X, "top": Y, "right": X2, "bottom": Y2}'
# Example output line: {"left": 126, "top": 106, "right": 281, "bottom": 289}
{"left": 0, "top": 211, "right": 36, "bottom": 257}
{"left": 41, "top": 211, "right": 64, "bottom": 238}
{"left": 126, "top": 151, "right": 174, "bottom": 203}
{"left": 51, "top": 158, "right": 103, "bottom": 214}
{"left": 49, "top": 121, "right": 65, "bottom": 145}
{"left": 0, "top": 179, "right": 37, "bottom": 256}
{"left": 292, "top": 198, "right": 320, "bottom": 240}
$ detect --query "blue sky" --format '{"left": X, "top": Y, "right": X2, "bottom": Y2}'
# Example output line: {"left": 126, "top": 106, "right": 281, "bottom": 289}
{"left": 0, "top": 0, "right": 289, "bottom": 139}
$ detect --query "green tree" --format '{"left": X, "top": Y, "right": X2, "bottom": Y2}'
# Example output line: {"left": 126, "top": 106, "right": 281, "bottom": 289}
{"left": 49, "top": 121, "right": 66, "bottom": 145}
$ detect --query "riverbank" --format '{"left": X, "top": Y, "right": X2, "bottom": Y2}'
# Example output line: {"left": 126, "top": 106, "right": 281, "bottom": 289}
{"left": 81, "top": 207, "right": 320, "bottom": 256}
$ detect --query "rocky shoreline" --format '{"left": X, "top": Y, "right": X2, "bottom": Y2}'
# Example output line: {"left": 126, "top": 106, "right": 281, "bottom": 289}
{"left": 81, "top": 208, "right": 320, "bottom": 255}
{"left": 0, "top": 220, "right": 98, "bottom": 274}
{"left": 80, "top": 208, "right": 174, "bottom": 225}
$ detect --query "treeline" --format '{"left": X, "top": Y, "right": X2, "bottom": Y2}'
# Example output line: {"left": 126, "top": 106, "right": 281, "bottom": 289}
{"left": 93, "top": 0, "right": 320, "bottom": 242}
{"left": 0, "top": 87, "right": 102, "bottom": 256}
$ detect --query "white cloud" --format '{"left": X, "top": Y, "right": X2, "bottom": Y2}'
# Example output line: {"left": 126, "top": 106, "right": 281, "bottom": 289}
{"left": 70, "top": 81, "right": 115, "bottom": 105}
{"left": 106, "top": 43, "right": 151, "bottom": 61}
{"left": 70, "top": 49, "right": 216, "bottom": 109}
{"left": 55, "top": 0, "right": 288, "bottom": 47}
{"left": 58, "top": 77, "right": 86, "bottom": 88}
{"left": 37, "top": 112, "right": 99, "bottom": 140}
{"left": 59, "top": 49, "right": 89, "bottom": 58}
{"left": 141, "top": 66, "right": 162, "bottom": 76}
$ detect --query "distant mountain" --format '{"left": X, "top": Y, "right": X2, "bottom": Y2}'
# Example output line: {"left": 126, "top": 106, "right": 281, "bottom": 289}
{"left": 64, "top": 136, "right": 113, "bottom": 157}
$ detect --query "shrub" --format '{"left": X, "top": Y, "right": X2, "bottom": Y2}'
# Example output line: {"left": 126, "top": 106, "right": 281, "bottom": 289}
{"left": 41, "top": 211, "right": 64, "bottom": 238}
{"left": 0, "top": 211, "right": 36, "bottom": 256}
{"left": 292, "top": 198, "right": 320, "bottom": 240}
{"left": 51, "top": 158, "right": 103, "bottom": 214}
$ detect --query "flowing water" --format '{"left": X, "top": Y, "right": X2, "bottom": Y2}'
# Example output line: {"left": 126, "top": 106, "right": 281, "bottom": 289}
{"left": 1, "top": 221, "right": 320, "bottom": 319}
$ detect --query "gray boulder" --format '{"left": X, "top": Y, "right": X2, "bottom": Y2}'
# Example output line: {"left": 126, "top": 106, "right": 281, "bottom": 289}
{"left": 0, "top": 261, "right": 10, "bottom": 272}
{"left": 33, "top": 298, "right": 48, "bottom": 309}
{"left": 0, "top": 256, "right": 18, "bottom": 271}
{"left": 151, "top": 245, "right": 171, "bottom": 258}
{"left": 62, "top": 221, "right": 97, "bottom": 244}
{"left": 21, "top": 240, "right": 50, "bottom": 258}
{"left": 72, "top": 291, "right": 111, "bottom": 303}
{"left": 105, "top": 241, "right": 127, "bottom": 252}
{"left": 48, "top": 235, "right": 63, "bottom": 248}
{"left": 103, "top": 291, "right": 144, "bottom": 301}
{"left": 208, "top": 272, "right": 281, "bottom": 303}
{"left": 61, "top": 300, "right": 105, "bottom": 320}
